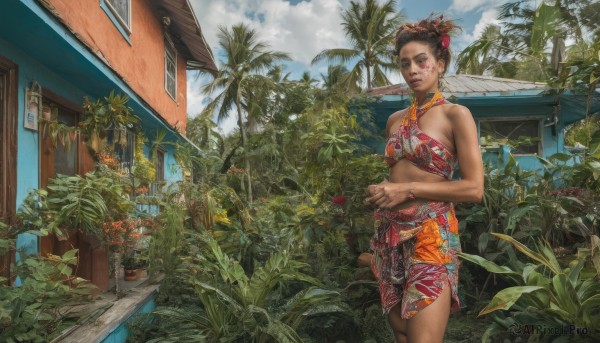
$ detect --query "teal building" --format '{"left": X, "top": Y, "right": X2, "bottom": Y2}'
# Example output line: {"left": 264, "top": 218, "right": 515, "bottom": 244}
{"left": 366, "top": 74, "right": 599, "bottom": 170}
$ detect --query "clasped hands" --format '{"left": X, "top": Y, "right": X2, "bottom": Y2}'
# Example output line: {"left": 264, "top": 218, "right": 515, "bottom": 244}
{"left": 365, "top": 181, "right": 413, "bottom": 209}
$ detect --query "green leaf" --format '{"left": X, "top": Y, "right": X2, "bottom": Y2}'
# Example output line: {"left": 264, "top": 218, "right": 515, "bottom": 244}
{"left": 530, "top": 3, "right": 563, "bottom": 55}
{"left": 479, "top": 286, "right": 545, "bottom": 316}
{"left": 62, "top": 249, "right": 78, "bottom": 262}
{"left": 551, "top": 274, "right": 580, "bottom": 318}
{"left": 458, "top": 252, "right": 517, "bottom": 274}
{"left": 580, "top": 294, "right": 600, "bottom": 326}
{"left": 590, "top": 130, "right": 600, "bottom": 159}
{"left": 491, "top": 233, "right": 562, "bottom": 275}
{"left": 505, "top": 206, "right": 535, "bottom": 233}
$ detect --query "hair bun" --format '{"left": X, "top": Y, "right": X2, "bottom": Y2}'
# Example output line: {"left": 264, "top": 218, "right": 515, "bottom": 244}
{"left": 396, "top": 14, "right": 460, "bottom": 51}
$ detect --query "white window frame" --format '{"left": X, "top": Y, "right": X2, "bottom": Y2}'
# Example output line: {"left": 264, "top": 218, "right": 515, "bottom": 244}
{"left": 105, "top": 0, "right": 131, "bottom": 34}
{"left": 478, "top": 116, "right": 543, "bottom": 156}
{"left": 164, "top": 39, "right": 177, "bottom": 100}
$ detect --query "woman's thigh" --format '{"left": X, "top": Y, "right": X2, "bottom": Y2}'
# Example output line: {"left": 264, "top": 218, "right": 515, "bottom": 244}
{"left": 406, "top": 282, "right": 451, "bottom": 343}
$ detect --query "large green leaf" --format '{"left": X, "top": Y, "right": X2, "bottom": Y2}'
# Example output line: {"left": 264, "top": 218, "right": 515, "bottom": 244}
{"left": 551, "top": 274, "right": 580, "bottom": 318}
{"left": 579, "top": 294, "right": 600, "bottom": 327}
{"left": 458, "top": 252, "right": 517, "bottom": 274}
{"left": 491, "top": 233, "right": 561, "bottom": 274}
{"left": 530, "top": 3, "right": 563, "bottom": 55}
{"left": 479, "top": 286, "right": 545, "bottom": 316}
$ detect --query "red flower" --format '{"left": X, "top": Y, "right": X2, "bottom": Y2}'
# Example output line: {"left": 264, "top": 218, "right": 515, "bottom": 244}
{"left": 441, "top": 35, "right": 451, "bottom": 49}
{"left": 332, "top": 195, "right": 347, "bottom": 206}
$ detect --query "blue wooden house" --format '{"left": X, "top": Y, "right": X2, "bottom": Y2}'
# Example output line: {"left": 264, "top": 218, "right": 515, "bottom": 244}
{"left": 0, "top": 0, "right": 216, "bottom": 292}
{"left": 366, "top": 74, "right": 600, "bottom": 170}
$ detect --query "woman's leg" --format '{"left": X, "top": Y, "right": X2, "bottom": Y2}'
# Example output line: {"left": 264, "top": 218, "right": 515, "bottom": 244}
{"left": 406, "top": 282, "right": 451, "bottom": 343}
{"left": 387, "top": 304, "right": 408, "bottom": 343}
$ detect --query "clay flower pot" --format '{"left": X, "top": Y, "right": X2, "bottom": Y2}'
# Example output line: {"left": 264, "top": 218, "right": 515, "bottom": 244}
{"left": 136, "top": 268, "right": 148, "bottom": 279}
{"left": 123, "top": 268, "right": 138, "bottom": 281}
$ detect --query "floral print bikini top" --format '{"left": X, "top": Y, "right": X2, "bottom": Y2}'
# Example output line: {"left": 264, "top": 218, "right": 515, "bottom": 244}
{"left": 384, "top": 92, "right": 455, "bottom": 179}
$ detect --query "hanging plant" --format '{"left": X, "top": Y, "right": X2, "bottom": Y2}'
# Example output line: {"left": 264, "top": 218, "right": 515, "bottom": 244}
{"left": 79, "top": 91, "right": 140, "bottom": 157}
{"left": 38, "top": 91, "right": 140, "bottom": 159}
{"left": 38, "top": 105, "right": 79, "bottom": 151}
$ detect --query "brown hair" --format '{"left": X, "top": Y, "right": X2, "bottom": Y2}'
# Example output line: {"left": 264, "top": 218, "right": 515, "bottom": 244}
{"left": 393, "top": 14, "right": 460, "bottom": 76}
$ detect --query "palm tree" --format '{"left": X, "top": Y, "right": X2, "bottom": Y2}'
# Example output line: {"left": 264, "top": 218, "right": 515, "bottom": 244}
{"left": 456, "top": 0, "right": 594, "bottom": 81}
{"left": 456, "top": 24, "right": 519, "bottom": 78}
{"left": 312, "top": 0, "right": 402, "bottom": 92}
{"left": 202, "top": 23, "right": 290, "bottom": 201}
{"left": 314, "top": 65, "right": 352, "bottom": 110}
{"left": 299, "top": 71, "right": 318, "bottom": 87}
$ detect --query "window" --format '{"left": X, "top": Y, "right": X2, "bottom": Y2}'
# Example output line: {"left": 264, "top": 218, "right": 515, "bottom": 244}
{"left": 106, "top": 0, "right": 130, "bottom": 32}
{"left": 42, "top": 100, "right": 79, "bottom": 177}
{"left": 165, "top": 39, "right": 177, "bottom": 100}
{"left": 155, "top": 149, "right": 165, "bottom": 181}
{"left": 100, "top": 0, "right": 131, "bottom": 43}
{"left": 55, "top": 109, "right": 79, "bottom": 175}
{"left": 479, "top": 119, "right": 541, "bottom": 155}
{"left": 107, "top": 128, "right": 135, "bottom": 173}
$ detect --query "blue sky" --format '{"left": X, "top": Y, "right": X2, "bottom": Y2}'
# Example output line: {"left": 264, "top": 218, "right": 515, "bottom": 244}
{"left": 188, "top": 0, "right": 500, "bottom": 131}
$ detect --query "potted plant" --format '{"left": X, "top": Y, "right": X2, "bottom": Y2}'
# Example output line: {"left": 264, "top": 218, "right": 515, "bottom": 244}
{"left": 102, "top": 217, "right": 142, "bottom": 292}
{"left": 121, "top": 254, "right": 138, "bottom": 281}
{"left": 135, "top": 251, "right": 149, "bottom": 279}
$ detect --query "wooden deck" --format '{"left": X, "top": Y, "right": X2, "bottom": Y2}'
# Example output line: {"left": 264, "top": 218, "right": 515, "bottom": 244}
{"left": 53, "top": 278, "right": 159, "bottom": 343}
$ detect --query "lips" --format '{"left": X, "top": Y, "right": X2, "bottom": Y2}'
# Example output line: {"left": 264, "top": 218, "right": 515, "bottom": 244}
{"left": 409, "top": 79, "right": 422, "bottom": 86}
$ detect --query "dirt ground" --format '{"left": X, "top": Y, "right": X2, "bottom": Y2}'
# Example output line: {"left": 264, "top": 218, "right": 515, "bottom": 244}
{"left": 445, "top": 313, "right": 491, "bottom": 343}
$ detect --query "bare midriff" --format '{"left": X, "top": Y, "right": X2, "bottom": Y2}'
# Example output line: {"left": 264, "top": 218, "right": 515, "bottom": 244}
{"left": 388, "top": 159, "right": 448, "bottom": 210}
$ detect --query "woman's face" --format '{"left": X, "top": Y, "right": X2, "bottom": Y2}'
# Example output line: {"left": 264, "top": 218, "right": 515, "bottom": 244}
{"left": 398, "top": 41, "right": 445, "bottom": 94}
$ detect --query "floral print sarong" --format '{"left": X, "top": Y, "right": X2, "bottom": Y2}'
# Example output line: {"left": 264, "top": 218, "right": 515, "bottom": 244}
{"left": 370, "top": 201, "right": 461, "bottom": 318}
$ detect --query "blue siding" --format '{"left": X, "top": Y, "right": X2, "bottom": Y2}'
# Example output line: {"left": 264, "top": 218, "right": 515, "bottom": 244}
{"left": 165, "top": 146, "right": 183, "bottom": 183}
{"left": 0, "top": 0, "right": 187, "bottom": 259}
{"left": 1, "top": 36, "right": 87, "bottom": 258}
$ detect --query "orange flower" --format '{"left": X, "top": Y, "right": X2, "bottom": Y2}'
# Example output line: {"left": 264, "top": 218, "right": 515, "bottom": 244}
{"left": 102, "top": 218, "right": 142, "bottom": 248}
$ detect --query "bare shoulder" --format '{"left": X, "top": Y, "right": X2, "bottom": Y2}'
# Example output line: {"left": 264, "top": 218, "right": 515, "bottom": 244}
{"left": 388, "top": 108, "right": 408, "bottom": 122}
{"left": 386, "top": 108, "right": 408, "bottom": 134}
{"left": 443, "top": 103, "right": 474, "bottom": 122}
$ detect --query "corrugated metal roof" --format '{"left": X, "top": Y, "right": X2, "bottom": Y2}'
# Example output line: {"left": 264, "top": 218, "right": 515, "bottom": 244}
{"left": 152, "top": 0, "right": 218, "bottom": 75}
{"left": 367, "top": 74, "right": 548, "bottom": 96}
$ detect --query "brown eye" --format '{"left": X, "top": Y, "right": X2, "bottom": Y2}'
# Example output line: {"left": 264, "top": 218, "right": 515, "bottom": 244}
{"left": 400, "top": 61, "right": 409, "bottom": 68}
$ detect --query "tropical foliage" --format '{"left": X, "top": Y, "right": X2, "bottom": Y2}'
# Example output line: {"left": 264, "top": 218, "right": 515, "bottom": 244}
{"left": 202, "top": 23, "right": 291, "bottom": 201}
{"left": 460, "top": 233, "right": 600, "bottom": 342}
{"left": 457, "top": 0, "right": 599, "bottom": 81}
{"left": 0, "top": 222, "right": 94, "bottom": 343}
{"left": 5, "top": 1, "right": 600, "bottom": 342}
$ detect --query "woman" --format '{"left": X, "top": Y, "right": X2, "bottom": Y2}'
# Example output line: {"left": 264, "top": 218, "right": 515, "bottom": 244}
{"left": 365, "top": 16, "right": 483, "bottom": 343}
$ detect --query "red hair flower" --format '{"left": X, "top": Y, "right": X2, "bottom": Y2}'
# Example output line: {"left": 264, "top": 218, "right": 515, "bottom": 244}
{"left": 441, "top": 35, "right": 451, "bottom": 49}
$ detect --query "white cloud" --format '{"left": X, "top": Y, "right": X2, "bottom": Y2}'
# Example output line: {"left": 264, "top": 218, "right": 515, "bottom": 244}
{"left": 191, "top": 0, "right": 347, "bottom": 66}
{"left": 461, "top": 8, "right": 499, "bottom": 43}
{"left": 186, "top": 76, "right": 205, "bottom": 118}
{"left": 449, "top": 0, "right": 497, "bottom": 13}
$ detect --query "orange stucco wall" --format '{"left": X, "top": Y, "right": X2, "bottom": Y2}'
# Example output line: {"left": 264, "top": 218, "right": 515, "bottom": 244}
{"left": 47, "top": 0, "right": 187, "bottom": 132}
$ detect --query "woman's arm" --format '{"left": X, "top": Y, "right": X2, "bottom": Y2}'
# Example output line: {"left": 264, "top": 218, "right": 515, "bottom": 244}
{"left": 367, "top": 105, "right": 483, "bottom": 208}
